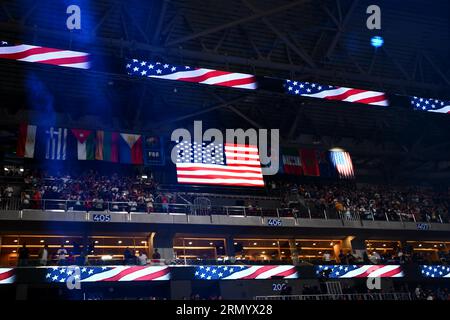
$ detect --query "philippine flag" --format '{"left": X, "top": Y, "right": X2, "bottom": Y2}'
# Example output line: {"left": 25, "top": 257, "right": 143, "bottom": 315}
{"left": 119, "top": 133, "right": 143, "bottom": 164}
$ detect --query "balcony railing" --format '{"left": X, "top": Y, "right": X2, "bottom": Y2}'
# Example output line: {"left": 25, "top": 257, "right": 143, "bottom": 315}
{"left": 254, "top": 293, "right": 413, "bottom": 301}
{"left": 0, "top": 198, "right": 447, "bottom": 224}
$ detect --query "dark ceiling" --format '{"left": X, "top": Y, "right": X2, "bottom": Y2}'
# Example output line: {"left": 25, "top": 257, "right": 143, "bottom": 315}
{"left": 0, "top": 0, "right": 449, "bottom": 182}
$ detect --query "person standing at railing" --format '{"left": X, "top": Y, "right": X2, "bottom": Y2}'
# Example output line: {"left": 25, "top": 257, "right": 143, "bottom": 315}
{"left": 56, "top": 245, "right": 68, "bottom": 266}
{"left": 38, "top": 244, "right": 49, "bottom": 266}
{"left": 17, "top": 243, "right": 29, "bottom": 267}
{"left": 137, "top": 251, "right": 148, "bottom": 265}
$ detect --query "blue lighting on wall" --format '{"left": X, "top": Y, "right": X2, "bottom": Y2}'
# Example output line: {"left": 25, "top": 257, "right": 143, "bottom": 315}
{"left": 371, "top": 36, "right": 384, "bottom": 48}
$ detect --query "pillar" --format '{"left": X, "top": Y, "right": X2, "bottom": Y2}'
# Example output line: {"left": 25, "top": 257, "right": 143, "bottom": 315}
{"left": 289, "top": 240, "right": 299, "bottom": 265}
{"left": 151, "top": 231, "right": 175, "bottom": 263}
{"left": 225, "top": 236, "right": 235, "bottom": 260}
{"left": 350, "top": 236, "right": 367, "bottom": 260}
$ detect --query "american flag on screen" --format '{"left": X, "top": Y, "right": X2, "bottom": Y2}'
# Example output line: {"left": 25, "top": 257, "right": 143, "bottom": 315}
{"left": 316, "top": 265, "right": 404, "bottom": 278}
{"left": 330, "top": 150, "right": 354, "bottom": 179}
{"left": 284, "top": 80, "right": 388, "bottom": 106}
{"left": 0, "top": 41, "right": 90, "bottom": 69}
{"left": 420, "top": 265, "right": 450, "bottom": 278}
{"left": 194, "top": 265, "right": 298, "bottom": 280}
{"left": 176, "top": 141, "right": 264, "bottom": 187}
{"left": 410, "top": 96, "right": 450, "bottom": 114}
{"left": 126, "top": 58, "right": 257, "bottom": 90}
{"left": 44, "top": 266, "right": 170, "bottom": 283}
{"left": 0, "top": 268, "right": 15, "bottom": 284}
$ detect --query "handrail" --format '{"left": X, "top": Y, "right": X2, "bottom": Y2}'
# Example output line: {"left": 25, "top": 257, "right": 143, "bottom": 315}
{"left": 254, "top": 293, "right": 413, "bottom": 301}
{"left": 2, "top": 198, "right": 447, "bottom": 224}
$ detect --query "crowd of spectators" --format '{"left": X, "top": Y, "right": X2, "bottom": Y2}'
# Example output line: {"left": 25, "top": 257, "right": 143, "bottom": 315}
{"left": 15, "top": 170, "right": 180, "bottom": 213}
{"left": 271, "top": 181, "right": 450, "bottom": 223}
{"left": 1, "top": 168, "right": 450, "bottom": 224}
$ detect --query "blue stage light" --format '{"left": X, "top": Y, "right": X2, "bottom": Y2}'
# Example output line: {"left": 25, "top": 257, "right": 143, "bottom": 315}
{"left": 371, "top": 36, "right": 384, "bottom": 48}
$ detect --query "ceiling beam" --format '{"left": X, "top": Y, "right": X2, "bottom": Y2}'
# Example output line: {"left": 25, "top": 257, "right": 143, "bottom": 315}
{"left": 1, "top": 22, "right": 448, "bottom": 94}
{"left": 165, "top": 0, "right": 308, "bottom": 47}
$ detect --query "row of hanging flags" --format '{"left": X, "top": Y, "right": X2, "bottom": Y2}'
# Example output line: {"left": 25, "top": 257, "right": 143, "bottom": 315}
{"left": 16, "top": 124, "right": 165, "bottom": 165}
{"left": 280, "top": 148, "right": 354, "bottom": 179}
{"left": 1, "top": 40, "right": 449, "bottom": 113}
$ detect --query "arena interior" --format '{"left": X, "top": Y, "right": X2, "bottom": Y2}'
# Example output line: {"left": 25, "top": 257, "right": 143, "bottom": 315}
{"left": 0, "top": 0, "right": 449, "bottom": 303}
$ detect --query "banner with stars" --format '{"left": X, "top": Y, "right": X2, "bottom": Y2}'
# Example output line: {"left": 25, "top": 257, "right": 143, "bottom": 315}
{"left": 44, "top": 266, "right": 170, "bottom": 283}
{"left": 193, "top": 265, "right": 298, "bottom": 280}
{"left": 125, "top": 58, "right": 258, "bottom": 90}
{"left": 315, "top": 265, "right": 404, "bottom": 278}
{"left": 420, "top": 265, "right": 450, "bottom": 278}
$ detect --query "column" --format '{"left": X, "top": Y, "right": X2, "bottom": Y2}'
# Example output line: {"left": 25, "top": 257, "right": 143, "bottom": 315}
{"left": 225, "top": 236, "right": 236, "bottom": 261}
{"left": 289, "top": 240, "right": 299, "bottom": 265}
{"left": 350, "top": 236, "right": 367, "bottom": 261}
{"left": 151, "top": 231, "right": 175, "bottom": 263}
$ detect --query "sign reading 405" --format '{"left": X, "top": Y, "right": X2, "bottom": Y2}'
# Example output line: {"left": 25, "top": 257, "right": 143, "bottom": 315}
{"left": 92, "top": 214, "right": 111, "bottom": 222}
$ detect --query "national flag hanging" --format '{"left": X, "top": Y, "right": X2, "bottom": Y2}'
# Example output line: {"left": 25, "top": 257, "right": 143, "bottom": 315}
{"left": 0, "top": 40, "right": 90, "bottom": 69}
{"left": 176, "top": 142, "right": 264, "bottom": 187}
{"left": 317, "top": 150, "right": 334, "bottom": 177}
{"left": 281, "top": 148, "right": 302, "bottom": 175}
{"left": 119, "top": 133, "right": 143, "bottom": 164}
{"left": 193, "top": 265, "right": 298, "bottom": 280}
{"left": 36, "top": 127, "right": 68, "bottom": 160}
{"left": 410, "top": 96, "right": 450, "bottom": 114}
{"left": 16, "top": 123, "right": 37, "bottom": 158}
{"left": 125, "top": 58, "right": 258, "bottom": 90}
{"left": 284, "top": 80, "right": 389, "bottom": 106}
{"left": 300, "top": 148, "right": 320, "bottom": 176}
{"left": 69, "top": 129, "right": 95, "bottom": 160}
{"left": 95, "top": 131, "right": 119, "bottom": 162}
{"left": 330, "top": 150, "right": 354, "bottom": 179}
{"left": 315, "top": 265, "right": 404, "bottom": 278}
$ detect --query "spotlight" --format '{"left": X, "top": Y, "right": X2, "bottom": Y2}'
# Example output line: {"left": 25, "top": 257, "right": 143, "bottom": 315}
{"left": 371, "top": 36, "right": 384, "bottom": 48}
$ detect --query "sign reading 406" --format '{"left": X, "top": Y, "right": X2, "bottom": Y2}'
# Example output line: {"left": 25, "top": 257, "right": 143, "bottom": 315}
{"left": 267, "top": 218, "right": 282, "bottom": 226}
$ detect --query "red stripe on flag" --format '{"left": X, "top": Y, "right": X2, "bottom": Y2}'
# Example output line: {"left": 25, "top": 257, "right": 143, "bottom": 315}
{"left": 355, "top": 94, "right": 387, "bottom": 105}
{"left": 37, "top": 55, "right": 89, "bottom": 66}
{"left": 241, "top": 266, "right": 277, "bottom": 279}
{"left": 177, "top": 70, "right": 231, "bottom": 83}
{"left": 100, "top": 266, "right": 145, "bottom": 282}
{"left": 0, "top": 270, "right": 14, "bottom": 282}
{"left": 272, "top": 267, "right": 297, "bottom": 278}
{"left": 0, "top": 46, "right": 61, "bottom": 60}
{"left": 133, "top": 268, "right": 170, "bottom": 281}
{"left": 213, "top": 76, "right": 257, "bottom": 88}
{"left": 324, "top": 88, "right": 366, "bottom": 101}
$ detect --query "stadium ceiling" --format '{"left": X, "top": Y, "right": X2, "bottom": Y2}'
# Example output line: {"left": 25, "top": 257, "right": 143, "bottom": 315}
{"left": 0, "top": 0, "right": 450, "bottom": 180}
{"left": 0, "top": 0, "right": 449, "bottom": 95}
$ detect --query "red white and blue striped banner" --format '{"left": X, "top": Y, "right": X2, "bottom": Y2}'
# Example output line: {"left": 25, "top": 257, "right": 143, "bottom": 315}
{"left": 125, "top": 58, "right": 258, "bottom": 90}
{"left": 0, "top": 40, "right": 90, "bottom": 69}
{"left": 316, "top": 265, "right": 404, "bottom": 278}
{"left": 45, "top": 266, "right": 170, "bottom": 283}
{"left": 194, "top": 265, "right": 298, "bottom": 280}
{"left": 0, "top": 268, "right": 15, "bottom": 284}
